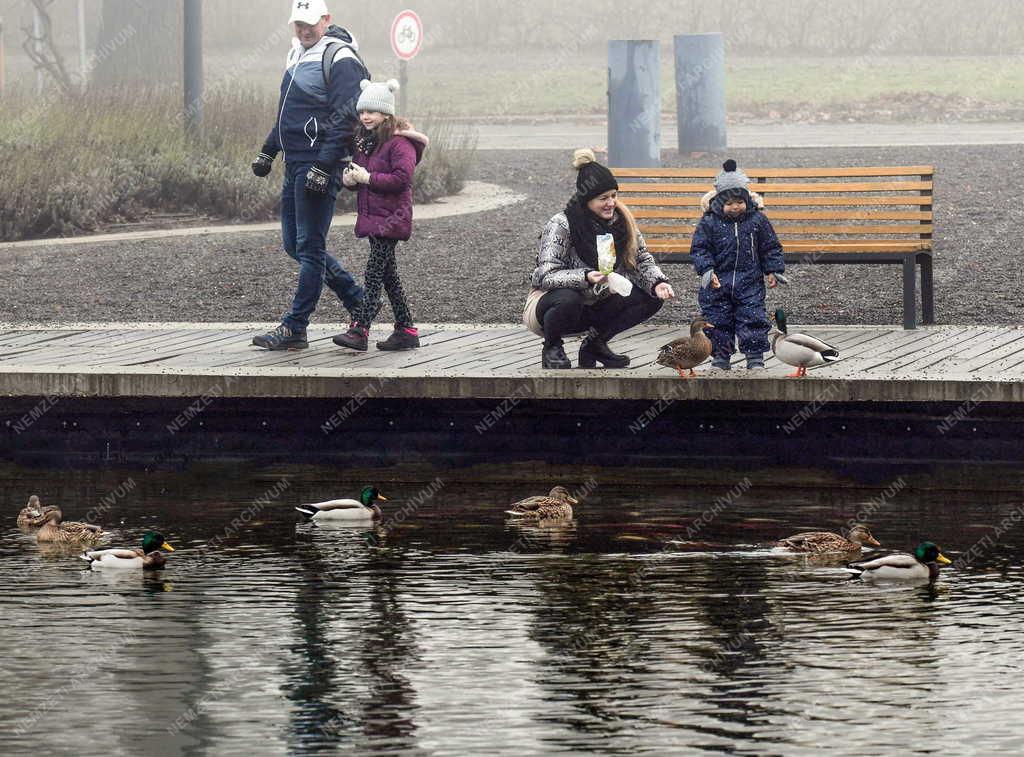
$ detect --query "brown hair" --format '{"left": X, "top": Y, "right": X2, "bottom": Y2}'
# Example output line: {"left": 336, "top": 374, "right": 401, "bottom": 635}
{"left": 614, "top": 198, "right": 640, "bottom": 270}
{"left": 366, "top": 116, "right": 410, "bottom": 153}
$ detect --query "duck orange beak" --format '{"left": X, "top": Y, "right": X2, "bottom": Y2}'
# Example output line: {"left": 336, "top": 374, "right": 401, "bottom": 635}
{"left": 376, "top": 494, "right": 388, "bottom": 502}
{"left": 162, "top": 542, "right": 175, "bottom": 552}
{"left": 703, "top": 323, "right": 715, "bottom": 330}
{"left": 936, "top": 553, "right": 952, "bottom": 565}
{"left": 866, "top": 535, "right": 881, "bottom": 547}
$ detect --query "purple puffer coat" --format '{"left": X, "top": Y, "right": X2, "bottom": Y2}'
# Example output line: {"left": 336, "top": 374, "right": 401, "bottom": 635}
{"left": 350, "top": 129, "right": 428, "bottom": 241}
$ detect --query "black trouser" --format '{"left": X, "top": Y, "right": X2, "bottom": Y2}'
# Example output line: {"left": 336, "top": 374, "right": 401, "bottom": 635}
{"left": 535, "top": 287, "right": 663, "bottom": 348}
{"left": 355, "top": 236, "right": 414, "bottom": 329}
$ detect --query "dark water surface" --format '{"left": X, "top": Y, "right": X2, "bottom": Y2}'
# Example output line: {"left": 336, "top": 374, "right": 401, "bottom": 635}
{"left": 2, "top": 466, "right": 1022, "bottom": 756}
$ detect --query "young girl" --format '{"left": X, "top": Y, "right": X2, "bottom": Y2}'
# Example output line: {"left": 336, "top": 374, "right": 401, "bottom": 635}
{"left": 333, "top": 79, "right": 429, "bottom": 352}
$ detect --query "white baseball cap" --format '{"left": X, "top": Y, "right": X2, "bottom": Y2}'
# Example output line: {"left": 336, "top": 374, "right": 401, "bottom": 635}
{"left": 288, "top": 0, "right": 329, "bottom": 25}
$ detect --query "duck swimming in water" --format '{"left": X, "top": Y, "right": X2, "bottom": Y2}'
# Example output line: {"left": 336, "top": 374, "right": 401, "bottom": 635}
{"left": 777, "top": 524, "right": 881, "bottom": 554}
{"left": 846, "top": 542, "right": 952, "bottom": 583}
{"left": 82, "top": 532, "right": 174, "bottom": 570}
{"left": 17, "top": 495, "right": 60, "bottom": 529}
{"left": 506, "top": 486, "right": 579, "bottom": 520}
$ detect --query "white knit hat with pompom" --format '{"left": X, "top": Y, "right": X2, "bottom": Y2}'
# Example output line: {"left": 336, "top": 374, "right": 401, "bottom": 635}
{"left": 356, "top": 79, "right": 400, "bottom": 116}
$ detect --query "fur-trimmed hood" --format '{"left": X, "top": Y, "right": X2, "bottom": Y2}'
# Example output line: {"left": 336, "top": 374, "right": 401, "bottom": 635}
{"left": 701, "top": 188, "right": 765, "bottom": 214}
{"left": 395, "top": 127, "right": 429, "bottom": 164}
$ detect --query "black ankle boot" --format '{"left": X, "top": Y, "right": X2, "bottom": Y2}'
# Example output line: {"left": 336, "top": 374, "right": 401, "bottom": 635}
{"left": 579, "top": 333, "right": 630, "bottom": 368}
{"left": 542, "top": 343, "right": 571, "bottom": 369}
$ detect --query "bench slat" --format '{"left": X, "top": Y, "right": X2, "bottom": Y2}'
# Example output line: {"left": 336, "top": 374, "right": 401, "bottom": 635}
{"left": 632, "top": 209, "right": 933, "bottom": 221}
{"left": 647, "top": 241, "right": 933, "bottom": 253}
{"left": 623, "top": 196, "right": 934, "bottom": 207}
{"left": 614, "top": 166, "right": 935, "bottom": 179}
{"left": 620, "top": 181, "right": 932, "bottom": 194}
{"left": 639, "top": 224, "right": 935, "bottom": 235}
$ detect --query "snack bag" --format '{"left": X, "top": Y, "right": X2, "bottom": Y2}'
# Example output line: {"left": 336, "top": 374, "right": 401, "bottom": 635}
{"left": 597, "top": 234, "right": 616, "bottom": 276}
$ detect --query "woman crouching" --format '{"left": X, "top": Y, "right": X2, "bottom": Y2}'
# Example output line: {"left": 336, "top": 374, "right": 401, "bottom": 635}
{"left": 524, "top": 149, "right": 675, "bottom": 369}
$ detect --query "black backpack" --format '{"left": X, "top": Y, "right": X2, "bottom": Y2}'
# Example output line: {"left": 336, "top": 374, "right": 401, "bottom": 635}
{"left": 321, "top": 25, "right": 369, "bottom": 86}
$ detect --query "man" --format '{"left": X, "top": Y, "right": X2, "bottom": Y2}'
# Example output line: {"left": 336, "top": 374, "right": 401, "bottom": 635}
{"left": 251, "top": 0, "right": 368, "bottom": 350}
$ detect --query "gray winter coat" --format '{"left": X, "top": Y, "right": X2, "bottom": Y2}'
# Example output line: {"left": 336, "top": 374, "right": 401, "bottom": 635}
{"left": 531, "top": 212, "right": 668, "bottom": 295}
{"left": 524, "top": 211, "right": 669, "bottom": 336}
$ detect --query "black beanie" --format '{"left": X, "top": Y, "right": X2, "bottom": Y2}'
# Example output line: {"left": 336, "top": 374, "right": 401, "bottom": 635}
{"left": 573, "top": 149, "right": 618, "bottom": 203}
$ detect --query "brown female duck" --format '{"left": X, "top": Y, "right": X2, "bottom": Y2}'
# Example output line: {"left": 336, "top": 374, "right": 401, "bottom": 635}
{"left": 777, "top": 524, "right": 881, "bottom": 554}
{"left": 506, "top": 486, "right": 579, "bottom": 520}
{"left": 36, "top": 509, "right": 105, "bottom": 547}
{"left": 656, "top": 318, "right": 715, "bottom": 377}
{"left": 17, "top": 495, "right": 60, "bottom": 528}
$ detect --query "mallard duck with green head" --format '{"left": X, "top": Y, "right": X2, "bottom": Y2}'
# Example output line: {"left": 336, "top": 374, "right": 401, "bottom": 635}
{"left": 770, "top": 308, "right": 840, "bottom": 377}
{"left": 36, "top": 509, "right": 105, "bottom": 546}
{"left": 777, "top": 523, "right": 881, "bottom": 554}
{"left": 506, "top": 486, "right": 579, "bottom": 520}
{"left": 656, "top": 318, "right": 715, "bottom": 377}
{"left": 17, "top": 495, "right": 60, "bottom": 529}
{"left": 81, "top": 532, "right": 175, "bottom": 570}
{"left": 846, "top": 542, "right": 952, "bottom": 583}
{"left": 295, "top": 486, "right": 387, "bottom": 522}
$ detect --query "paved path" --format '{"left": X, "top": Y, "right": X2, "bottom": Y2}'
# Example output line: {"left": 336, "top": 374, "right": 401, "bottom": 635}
{"left": 469, "top": 121, "right": 1024, "bottom": 150}
{"left": 0, "top": 182, "right": 526, "bottom": 251}
{"left": 1, "top": 322, "right": 1022, "bottom": 403}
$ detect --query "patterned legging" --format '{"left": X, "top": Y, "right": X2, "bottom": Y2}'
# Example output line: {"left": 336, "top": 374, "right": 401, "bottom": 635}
{"left": 355, "top": 236, "right": 414, "bottom": 329}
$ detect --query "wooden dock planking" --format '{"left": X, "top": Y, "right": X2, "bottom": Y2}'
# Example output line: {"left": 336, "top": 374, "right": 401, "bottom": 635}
{"left": 1, "top": 323, "right": 1023, "bottom": 402}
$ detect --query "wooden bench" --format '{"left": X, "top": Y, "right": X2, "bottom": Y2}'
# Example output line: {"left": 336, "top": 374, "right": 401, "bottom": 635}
{"left": 614, "top": 166, "right": 935, "bottom": 329}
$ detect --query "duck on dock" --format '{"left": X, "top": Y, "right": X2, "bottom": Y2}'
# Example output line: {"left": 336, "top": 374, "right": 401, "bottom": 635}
{"left": 82, "top": 532, "right": 174, "bottom": 570}
{"left": 846, "top": 542, "right": 952, "bottom": 583}
{"left": 777, "top": 524, "right": 881, "bottom": 554}
{"left": 295, "top": 486, "right": 387, "bottom": 522}
{"left": 17, "top": 495, "right": 60, "bottom": 529}
{"left": 506, "top": 486, "right": 578, "bottom": 520}
{"left": 656, "top": 318, "right": 715, "bottom": 377}
{"left": 770, "top": 308, "right": 840, "bottom": 378}
{"left": 36, "top": 509, "right": 105, "bottom": 547}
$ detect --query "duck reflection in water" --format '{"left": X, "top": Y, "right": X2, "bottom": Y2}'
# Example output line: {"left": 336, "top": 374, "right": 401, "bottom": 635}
{"left": 286, "top": 518, "right": 420, "bottom": 752}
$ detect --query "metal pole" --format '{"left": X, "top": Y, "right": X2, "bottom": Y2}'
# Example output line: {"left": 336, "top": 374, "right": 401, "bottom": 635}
{"left": 0, "top": 16, "right": 6, "bottom": 97}
{"left": 607, "top": 40, "right": 661, "bottom": 168}
{"left": 399, "top": 59, "right": 408, "bottom": 116}
{"left": 674, "top": 33, "right": 727, "bottom": 153}
{"left": 77, "top": 0, "right": 87, "bottom": 92}
{"left": 33, "top": 4, "right": 43, "bottom": 96}
{"left": 183, "top": 0, "right": 203, "bottom": 132}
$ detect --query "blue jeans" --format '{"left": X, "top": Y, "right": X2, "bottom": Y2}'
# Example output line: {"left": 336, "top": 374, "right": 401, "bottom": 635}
{"left": 280, "top": 162, "right": 363, "bottom": 333}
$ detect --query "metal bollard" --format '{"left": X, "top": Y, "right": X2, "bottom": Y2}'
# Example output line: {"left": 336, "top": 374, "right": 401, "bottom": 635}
{"left": 674, "top": 33, "right": 727, "bottom": 153}
{"left": 607, "top": 40, "right": 661, "bottom": 168}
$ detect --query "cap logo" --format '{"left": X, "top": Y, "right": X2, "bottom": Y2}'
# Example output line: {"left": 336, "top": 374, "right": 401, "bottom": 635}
{"left": 297, "top": 2, "right": 310, "bottom": 8}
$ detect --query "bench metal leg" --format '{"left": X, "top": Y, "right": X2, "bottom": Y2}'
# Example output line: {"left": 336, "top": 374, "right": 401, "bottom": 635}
{"left": 903, "top": 257, "right": 917, "bottom": 330}
{"left": 920, "top": 254, "right": 935, "bottom": 325}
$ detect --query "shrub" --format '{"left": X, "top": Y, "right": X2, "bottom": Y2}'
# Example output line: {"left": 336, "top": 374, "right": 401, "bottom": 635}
{"left": 0, "top": 87, "right": 476, "bottom": 241}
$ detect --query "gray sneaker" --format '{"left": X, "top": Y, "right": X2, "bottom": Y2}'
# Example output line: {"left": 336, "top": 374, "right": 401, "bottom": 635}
{"left": 252, "top": 325, "right": 308, "bottom": 351}
{"left": 710, "top": 359, "right": 732, "bottom": 371}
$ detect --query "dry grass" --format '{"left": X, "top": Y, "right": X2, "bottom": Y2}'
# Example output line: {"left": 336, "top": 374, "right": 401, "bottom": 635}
{"left": 0, "top": 88, "right": 475, "bottom": 241}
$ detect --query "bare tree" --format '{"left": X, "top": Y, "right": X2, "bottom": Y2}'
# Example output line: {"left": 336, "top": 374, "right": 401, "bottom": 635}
{"left": 22, "top": 0, "right": 75, "bottom": 94}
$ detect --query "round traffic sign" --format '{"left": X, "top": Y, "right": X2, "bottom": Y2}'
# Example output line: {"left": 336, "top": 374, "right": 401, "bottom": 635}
{"left": 391, "top": 10, "right": 423, "bottom": 61}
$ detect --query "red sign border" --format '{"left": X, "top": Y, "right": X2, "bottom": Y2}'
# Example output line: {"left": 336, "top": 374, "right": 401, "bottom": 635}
{"left": 390, "top": 10, "right": 423, "bottom": 61}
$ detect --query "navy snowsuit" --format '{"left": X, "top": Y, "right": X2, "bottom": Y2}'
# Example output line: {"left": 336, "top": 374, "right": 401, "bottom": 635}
{"left": 691, "top": 192, "right": 785, "bottom": 361}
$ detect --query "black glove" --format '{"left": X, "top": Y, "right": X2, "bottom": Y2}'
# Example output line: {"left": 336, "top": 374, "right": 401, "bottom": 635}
{"left": 305, "top": 163, "right": 332, "bottom": 195}
{"left": 251, "top": 148, "right": 275, "bottom": 177}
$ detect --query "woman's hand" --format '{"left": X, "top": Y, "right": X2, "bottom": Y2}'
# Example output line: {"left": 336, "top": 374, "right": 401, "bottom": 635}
{"left": 654, "top": 282, "right": 675, "bottom": 300}
{"left": 587, "top": 271, "right": 609, "bottom": 286}
{"left": 767, "top": 274, "right": 778, "bottom": 289}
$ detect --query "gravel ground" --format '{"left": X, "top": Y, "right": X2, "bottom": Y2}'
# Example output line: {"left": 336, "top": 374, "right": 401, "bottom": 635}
{"left": 2, "top": 145, "right": 1021, "bottom": 327}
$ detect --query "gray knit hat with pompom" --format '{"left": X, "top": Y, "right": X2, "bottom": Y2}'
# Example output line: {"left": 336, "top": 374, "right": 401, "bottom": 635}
{"left": 357, "top": 78, "right": 400, "bottom": 116}
{"left": 714, "top": 159, "right": 750, "bottom": 195}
